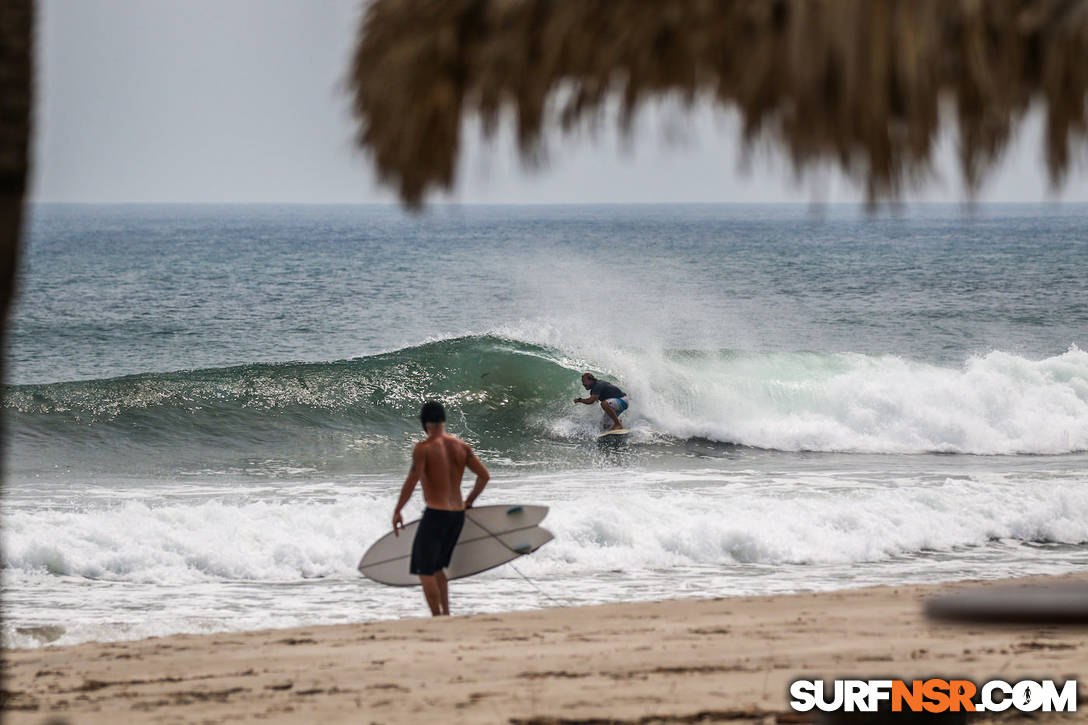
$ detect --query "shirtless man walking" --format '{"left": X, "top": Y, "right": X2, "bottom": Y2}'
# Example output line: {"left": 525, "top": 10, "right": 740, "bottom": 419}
{"left": 392, "top": 401, "right": 490, "bottom": 616}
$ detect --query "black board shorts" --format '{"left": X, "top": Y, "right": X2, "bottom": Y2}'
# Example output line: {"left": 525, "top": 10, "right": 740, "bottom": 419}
{"left": 410, "top": 508, "right": 466, "bottom": 576}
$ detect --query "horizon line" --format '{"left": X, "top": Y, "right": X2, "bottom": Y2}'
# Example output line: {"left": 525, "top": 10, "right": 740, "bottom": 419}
{"left": 27, "top": 200, "right": 1088, "bottom": 207}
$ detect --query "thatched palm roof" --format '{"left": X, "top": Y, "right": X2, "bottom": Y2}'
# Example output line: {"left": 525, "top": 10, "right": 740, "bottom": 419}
{"left": 350, "top": 0, "right": 1088, "bottom": 207}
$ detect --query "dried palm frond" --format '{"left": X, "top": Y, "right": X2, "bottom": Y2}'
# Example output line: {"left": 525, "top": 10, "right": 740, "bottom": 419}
{"left": 350, "top": 0, "right": 1088, "bottom": 207}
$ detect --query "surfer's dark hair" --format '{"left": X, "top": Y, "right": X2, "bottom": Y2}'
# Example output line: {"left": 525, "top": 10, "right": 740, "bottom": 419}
{"left": 582, "top": 372, "right": 596, "bottom": 381}
{"left": 420, "top": 401, "right": 446, "bottom": 429}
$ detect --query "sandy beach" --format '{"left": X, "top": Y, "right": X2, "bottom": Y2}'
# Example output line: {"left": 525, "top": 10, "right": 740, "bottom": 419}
{"left": 4, "top": 573, "right": 1086, "bottom": 724}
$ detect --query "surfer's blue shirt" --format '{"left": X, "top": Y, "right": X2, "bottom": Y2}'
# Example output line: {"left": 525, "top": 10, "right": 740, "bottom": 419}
{"left": 590, "top": 380, "right": 626, "bottom": 400}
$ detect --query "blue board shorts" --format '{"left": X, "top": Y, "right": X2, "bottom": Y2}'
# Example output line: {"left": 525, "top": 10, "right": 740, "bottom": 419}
{"left": 410, "top": 508, "right": 465, "bottom": 576}
{"left": 604, "top": 397, "right": 629, "bottom": 414}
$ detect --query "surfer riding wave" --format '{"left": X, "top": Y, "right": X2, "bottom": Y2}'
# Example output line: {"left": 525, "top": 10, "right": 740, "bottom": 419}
{"left": 574, "top": 373, "right": 629, "bottom": 431}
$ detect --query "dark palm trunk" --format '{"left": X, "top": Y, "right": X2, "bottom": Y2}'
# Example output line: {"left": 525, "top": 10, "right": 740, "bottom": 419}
{"left": 0, "top": 0, "right": 34, "bottom": 647}
{"left": 0, "top": 0, "right": 32, "bottom": 360}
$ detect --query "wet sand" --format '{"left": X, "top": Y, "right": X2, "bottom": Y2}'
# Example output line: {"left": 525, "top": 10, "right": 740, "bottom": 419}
{"left": 4, "top": 574, "right": 1086, "bottom": 723}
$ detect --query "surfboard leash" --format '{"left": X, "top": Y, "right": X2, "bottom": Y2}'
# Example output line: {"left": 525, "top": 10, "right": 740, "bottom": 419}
{"left": 507, "top": 561, "right": 570, "bottom": 609}
{"left": 464, "top": 512, "right": 572, "bottom": 609}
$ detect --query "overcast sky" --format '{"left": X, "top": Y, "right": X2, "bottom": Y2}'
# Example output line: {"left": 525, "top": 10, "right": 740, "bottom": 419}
{"left": 32, "top": 0, "right": 1088, "bottom": 204}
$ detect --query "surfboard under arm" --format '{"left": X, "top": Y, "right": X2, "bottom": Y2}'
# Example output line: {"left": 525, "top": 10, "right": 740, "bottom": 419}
{"left": 357, "top": 504, "right": 551, "bottom": 587}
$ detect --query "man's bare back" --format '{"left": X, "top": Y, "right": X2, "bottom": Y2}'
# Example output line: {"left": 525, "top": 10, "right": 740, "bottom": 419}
{"left": 413, "top": 432, "right": 487, "bottom": 511}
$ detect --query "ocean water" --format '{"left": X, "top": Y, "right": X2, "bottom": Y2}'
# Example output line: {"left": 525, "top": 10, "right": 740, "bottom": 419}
{"left": 3, "top": 203, "right": 1087, "bottom": 648}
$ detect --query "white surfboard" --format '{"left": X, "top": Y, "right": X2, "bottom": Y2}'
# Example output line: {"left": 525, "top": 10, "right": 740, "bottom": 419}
{"left": 597, "top": 428, "right": 631, "bottom": 439}
{"left": 358, "top": 504, "right": 551, "bottom": 586}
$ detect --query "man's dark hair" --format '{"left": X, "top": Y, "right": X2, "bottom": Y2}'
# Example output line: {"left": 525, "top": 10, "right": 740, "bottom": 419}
{"left": 582, "top": 373, "right": 596, "bottom": 381}
{"left": 420, "top": 401, "right": 446, "bottom": 430}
